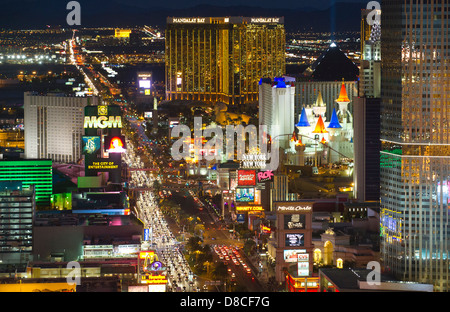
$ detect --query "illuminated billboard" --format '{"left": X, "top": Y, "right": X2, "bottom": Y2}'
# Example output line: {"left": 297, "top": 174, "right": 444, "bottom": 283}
{"left": 238, "top": 170, "right": 256, "bottom": 186}
{"left": 235, "top": 205, "right": 263, "bottom": 212}
{"left": 297, "top": 261, "right": 309, "bottom": 277}
{"left": 285, "top": 233, "right": 304, "bottom": 247}
{"left": 84, "top": 105, "right": 122, "bottom": 129}
{"left": 139, "top": 79, "right": 151, "bottom": 89}
{"left": 283, "top": 249, "right": 307, "bottom": 263}
{"left": 84, "top": 116, "right": 122, "bottom": 129}
{"left": 284, "top": 214, "right": 306, "bottom": 230}
{"left": 236, "top": 188, "right": 255, "bottom": 202}
{"left": 86, "top": 159, "right": 120, "bottom": 171}
{"left": 104, "top": 135, "right": 127, "bottom": 153}
{"left": 257, "top": 170, "right": 274, "bottom": 183}
{"left": 82, "top": 136, "right": 101, "bottom": 155}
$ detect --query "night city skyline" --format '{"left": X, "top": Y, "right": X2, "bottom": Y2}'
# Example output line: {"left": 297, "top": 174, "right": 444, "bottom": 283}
{"left": 0, "top": 0, "right": 447, "bottom": 304}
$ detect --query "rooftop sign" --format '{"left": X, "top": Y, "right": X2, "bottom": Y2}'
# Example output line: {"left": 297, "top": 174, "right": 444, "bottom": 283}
{"left": 276, "top": 202, "right": 313, "bottom": 213}
{"left": 172, "top": 17, "right": 206, "bottom": 23}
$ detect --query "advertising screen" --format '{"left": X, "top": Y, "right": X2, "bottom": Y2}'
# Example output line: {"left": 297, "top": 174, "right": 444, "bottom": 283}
{"left": 238, "top": 170, "right": 256, "bottom": 186}
{"left": 104, "top": 135, "right": 127, "bottom": 153}
{"left": 284, "top": 214, "right": 306, "bottom": 230}
{"left": 297, "top": 262, "right": 309, "bottom": 277}
{"left": 144, "top": 112, "right": 152, "bottom": 118}
{"left": 235, "top": 188, "right": 255, "bottom": 202}
{"left": 139, "top": 79, "right": 151, "bottom": 89}
{"left": 285, "top": 233, "right": 304, "bottom": 247}
{"left": 82, "top": 136, "right": 101, "bottom": 155}
{"left": 283, "top": 249, "right": 307, "bottom": 263}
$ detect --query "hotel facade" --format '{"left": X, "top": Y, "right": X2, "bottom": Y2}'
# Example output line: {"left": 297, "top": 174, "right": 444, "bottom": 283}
{"left": 380, "top": 0, "right": 449, "bottom": 292}
{"left": 165, "top": 17, "right": 285, "bottom": 105}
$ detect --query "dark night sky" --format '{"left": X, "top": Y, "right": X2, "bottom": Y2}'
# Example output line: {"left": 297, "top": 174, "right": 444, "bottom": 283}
{"left": 112, "top": 0, "right": 368, "bottom": 9}
{"left": 0, "top": 0, "right": 370, "bottom": 30}
{"left": 1, "top": 0, "right": 368, "bottom": 9}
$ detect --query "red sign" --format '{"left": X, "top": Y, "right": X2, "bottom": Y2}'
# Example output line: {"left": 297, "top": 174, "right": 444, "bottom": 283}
{"left": 238, "top": 170, "right": 256, "bottom": 186}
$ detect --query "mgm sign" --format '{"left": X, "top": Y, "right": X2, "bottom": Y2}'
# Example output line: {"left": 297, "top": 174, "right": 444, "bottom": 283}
{"left": 84, "top": 105, "right": 122, "bottom": 129}
{"left": 83, "top": 104, "right": 123, "bottom": 183}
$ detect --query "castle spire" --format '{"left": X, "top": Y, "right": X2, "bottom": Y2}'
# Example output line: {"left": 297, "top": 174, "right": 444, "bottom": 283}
{"left": 327, "top": 108, "right": 342, "bottom": 129}
{"left": 296, "top": 107, "right": 311, "bottom": 127}
{"left": 312, "top": 115, "right": 328, "bottom": 134}
{"left": 336, "top": 79, "right": 350, "bottom": 103}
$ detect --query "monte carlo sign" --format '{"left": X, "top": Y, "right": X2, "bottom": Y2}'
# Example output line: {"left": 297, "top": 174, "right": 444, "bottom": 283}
{"left": 84, "top": 105, "right": 122, "bottom": 129}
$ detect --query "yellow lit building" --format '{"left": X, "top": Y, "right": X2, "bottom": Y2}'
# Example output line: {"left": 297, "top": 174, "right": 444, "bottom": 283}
{"left": 165, "top": 17, "right": 285, "bottom": 105}
{"left": 115, "top": 29, "right": 132, "bottom": 38}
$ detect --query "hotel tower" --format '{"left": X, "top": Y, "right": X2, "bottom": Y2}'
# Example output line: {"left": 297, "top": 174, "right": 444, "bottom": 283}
{"left": 165, "top": 17, "right": 285, "bottom": 105}
{"left": 380, "top": 1, "right": 449, "bottom": 291}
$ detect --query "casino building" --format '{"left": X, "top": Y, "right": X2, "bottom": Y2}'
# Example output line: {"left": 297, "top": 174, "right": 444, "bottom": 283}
{"left": 267, "top": 201, "right": 314, "bottom": 283}
{"left": 24, "top": 92, "right": 101, "bottom": 164}
{"left": 165, "top": 17, "right": 285, "bottom": 105}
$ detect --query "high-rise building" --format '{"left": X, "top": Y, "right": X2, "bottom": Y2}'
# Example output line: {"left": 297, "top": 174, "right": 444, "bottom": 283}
{"left": 359, "top": 10, "right": 381, "bottom": 98}
{"left": 353, "top": 9, "right": 381, "bottom": 203}
{"left": 380, "top": 1, "right": 449, "bottom": 292}
{"left": 353, "top": 97, "right": 380, "bottom": 202}
{"left": 165, "top": 17, "right": 285, "bottom": 105}
{"left": 0, "top": 159, "right": 52, "bottom": 207}
{"left": 0, "top": 181, "right": 35, "bottom": 264}
{"left": 24, "top": 92, "right": 101, "bottom": 163}
{"left": 258, "top": 77, "right": 295, "bottom": 149}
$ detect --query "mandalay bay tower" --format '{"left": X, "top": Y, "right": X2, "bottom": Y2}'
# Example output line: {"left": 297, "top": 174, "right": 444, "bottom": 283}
{"left": 380, "top": 1, "right": 449, "bottom": 291}
{"left": 165, "top": 17, "right": 285, "bottom": 105}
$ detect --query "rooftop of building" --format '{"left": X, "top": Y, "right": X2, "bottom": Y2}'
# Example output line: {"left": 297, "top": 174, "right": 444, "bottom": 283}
{"left": 304, "top": 43, "right": 359, "bottom": 81}
{"left": 167, "top": 16, "right": 284, "bottom": 25}
{"left": 319, "top": 268, "right": 434, "bottom": 292}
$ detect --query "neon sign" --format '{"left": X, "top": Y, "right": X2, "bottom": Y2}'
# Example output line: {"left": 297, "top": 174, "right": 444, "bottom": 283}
{"left": 250, "top": 18, "right": 280, "bottom": 23}
{"left": 277, "top": 205, "right": 312, "bottom": 212}
{"left": 172, "top": 18, "right": 206, "bottom": 23}
{"left": 84, "top": 116, "right": 122, "bottom": 129}
{"left": 257, "top": 170, "right": 274, "bottom": 183}
{"left": 236, "top": 205, "right": 263, "bottom": 212}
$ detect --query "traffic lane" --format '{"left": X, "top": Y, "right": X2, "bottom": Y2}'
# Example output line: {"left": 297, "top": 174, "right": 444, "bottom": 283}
{"left": 210, "top": 245, "right": 264, "bottom": 292}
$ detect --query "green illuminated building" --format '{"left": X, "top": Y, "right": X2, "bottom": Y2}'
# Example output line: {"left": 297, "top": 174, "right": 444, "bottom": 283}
{"left": 0, "top": 159, "right": 52, "bottom": 207}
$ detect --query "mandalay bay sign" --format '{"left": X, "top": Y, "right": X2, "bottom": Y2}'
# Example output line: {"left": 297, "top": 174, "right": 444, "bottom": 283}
{"left": 171, "top": 117, "right": 280, "bottom": 171}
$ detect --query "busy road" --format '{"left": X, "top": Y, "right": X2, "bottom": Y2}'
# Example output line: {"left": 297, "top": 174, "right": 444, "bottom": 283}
{"left": 123, "top": 140, "right": 199, "bottom": 292}
{"left": 69, "top": 39, "right": 266, "bottom": 292}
